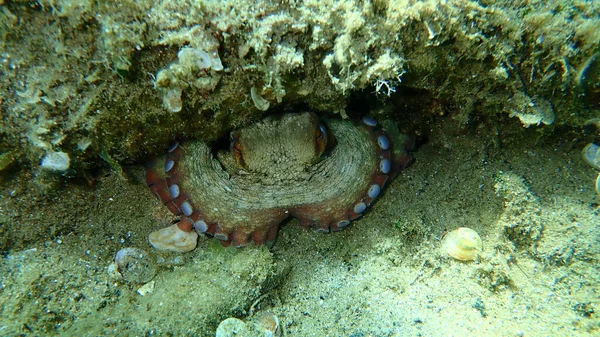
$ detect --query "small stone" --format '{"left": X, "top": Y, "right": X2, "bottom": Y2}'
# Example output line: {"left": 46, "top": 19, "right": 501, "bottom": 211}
{"left": 137, "top": 280, "right": 155, "bottom": 296}
{"left": 507, "top": 92, "right": 555, "bottom": 127}
{"left": 210, "top": 50, "right": 224, "bottom": 71}
{"left": 106, "top": 262, "right": 121, "bottom": 280}
{"left": 40, "top": 151, "right": 70, "bottom": 172}
{"left": 163, "top": 88, "right": 183, "bottom": 113}
{"left": 216, "top": 318, "right": 248, "bottom": 337}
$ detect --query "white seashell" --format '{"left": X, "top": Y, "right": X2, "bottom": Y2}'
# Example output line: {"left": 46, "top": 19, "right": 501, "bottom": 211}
{"left": 582, "top": 143, "right": 600, "bottom": 170}
{"left": 255, "top": 313, "right": 280, "bottom": 337}
{"left": 114, "top": 247, "right": 157, "bottom": 283}
{"left": 250, "top": 86, "right": 270, "bottom": 111}
{"left": 215, "top": 314, "right": 281, "bottom": 337}
{"left": 441, "top": 227, "right": 483, "bottom": 261}
{"left": 178, "top": 47, "right": 212, "bottom": 70}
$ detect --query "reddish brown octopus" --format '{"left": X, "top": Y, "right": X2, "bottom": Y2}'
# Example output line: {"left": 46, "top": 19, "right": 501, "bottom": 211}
{"left": 145, "top": 112, "right": 415, "bottom": 252}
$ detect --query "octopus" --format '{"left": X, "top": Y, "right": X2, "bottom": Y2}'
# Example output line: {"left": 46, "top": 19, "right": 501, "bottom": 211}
{"left": 145, "top": 112, "right": 415, "bottom": 252}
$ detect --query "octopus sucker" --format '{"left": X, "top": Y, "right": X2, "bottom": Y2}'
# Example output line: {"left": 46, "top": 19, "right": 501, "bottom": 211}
{"left": 145, "top": 112, "right": 415, "bottom": 252}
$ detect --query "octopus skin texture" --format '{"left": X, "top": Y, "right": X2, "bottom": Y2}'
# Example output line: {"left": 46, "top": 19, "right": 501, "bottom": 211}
{"left": 145, "top": 112, "right": 416, "bottom": 252}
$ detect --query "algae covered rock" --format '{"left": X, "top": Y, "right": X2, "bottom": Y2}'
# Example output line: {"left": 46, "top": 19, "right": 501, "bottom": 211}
{"left": 0, "top": 0, "right": 598, "bottom": 177}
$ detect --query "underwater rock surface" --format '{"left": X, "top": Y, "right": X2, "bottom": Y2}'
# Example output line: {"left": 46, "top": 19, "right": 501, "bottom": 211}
{"left": 0, "top": 0, "right": 598, "bottom": 174}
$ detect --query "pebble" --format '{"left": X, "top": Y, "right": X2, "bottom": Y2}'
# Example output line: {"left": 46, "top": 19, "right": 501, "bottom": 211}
{"left": 137, "top": 280, "right": 155, "bottom": 296}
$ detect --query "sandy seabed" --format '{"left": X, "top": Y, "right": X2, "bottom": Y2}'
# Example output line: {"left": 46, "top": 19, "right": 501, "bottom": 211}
{"left": 1, "top": 114, "right": 598, "bottom": 337}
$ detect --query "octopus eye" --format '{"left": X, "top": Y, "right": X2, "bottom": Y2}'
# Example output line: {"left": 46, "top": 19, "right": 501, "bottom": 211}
{"left": 231, "top": 137, "right": 243, "bottom": 154}
{"left": 316, "top": 123, "right": 327, "bottom": 141}
{"left": 314, "top": 123, "right": 329, "bottom": 155}
{"left": 231, "top": 136, "right": 247, "bottom": 168}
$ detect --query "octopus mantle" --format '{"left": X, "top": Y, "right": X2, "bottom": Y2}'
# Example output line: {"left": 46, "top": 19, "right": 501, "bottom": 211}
{"left": 145, "top": 112, "right": 415, "bottom": 252}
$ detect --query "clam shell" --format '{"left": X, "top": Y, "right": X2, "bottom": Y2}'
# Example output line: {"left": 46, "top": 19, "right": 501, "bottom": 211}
{"left": 255, "top": 312, "right": 280, "bottom": 337}
{"left": 441, "top": 227, "right": 483, "bottom": 261}
{"left": 582, "top": 143, "right": 600, "bottom": 170}
{"left": 113, "top": 247, "right": 157, "bottom": 283}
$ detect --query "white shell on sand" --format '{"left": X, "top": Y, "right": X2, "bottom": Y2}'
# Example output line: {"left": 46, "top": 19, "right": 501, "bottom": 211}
{"left": 216, "top": 313, "right": 281, "bottom": 337}
{"left": 113, "top": 247, "right": 157, "bottom": 283}
{"left": 441, "top": 227, "right": 483, "bottom": 261}
{"left": 582, "top": 143, "right": 600, "bottom": 170}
